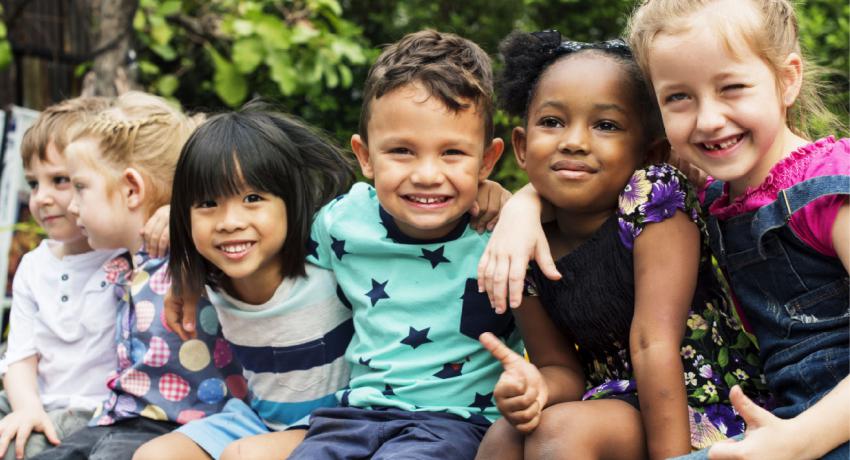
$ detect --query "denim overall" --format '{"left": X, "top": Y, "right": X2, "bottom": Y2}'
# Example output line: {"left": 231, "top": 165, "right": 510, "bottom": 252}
{"left": 705, "top": 176, "right": 849, "bottom": 459}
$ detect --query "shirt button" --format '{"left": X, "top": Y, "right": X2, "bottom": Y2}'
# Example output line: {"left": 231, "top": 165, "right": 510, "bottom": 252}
{"left": 101, "top": 281, "right": 107, "bottom": 288}
{"left": 61, "top": 295, "right": 69, "bottom": 302}
{"left": 61, "top": 274, "right": 69, "bottom": 281}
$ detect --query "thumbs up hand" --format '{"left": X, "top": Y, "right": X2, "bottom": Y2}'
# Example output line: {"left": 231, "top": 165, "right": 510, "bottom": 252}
{"left": 480, "top": 332, "right": 548, "bottom": 433}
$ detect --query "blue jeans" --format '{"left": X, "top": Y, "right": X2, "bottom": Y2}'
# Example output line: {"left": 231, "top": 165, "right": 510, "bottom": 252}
{"left": 29, "top": 417, "right": 178, "bottom": 460}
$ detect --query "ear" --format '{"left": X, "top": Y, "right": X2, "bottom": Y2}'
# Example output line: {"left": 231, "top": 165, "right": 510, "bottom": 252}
{"left": 780, "top": 52, "right": 803, "bottom": 108}
{"left": 477, "top": 137, "right": 505, "bottom": 182}
{"left": 644, "top": 138, "right": 671, "bottom": 166}
{"left": 350, "top": 134, "right": 374, "bottom": 179}
{"left": 511, "top": 127, "right": 529, "bottom": 170}
{"left": 121, "top": 167, "right": 146, "bottom": 211}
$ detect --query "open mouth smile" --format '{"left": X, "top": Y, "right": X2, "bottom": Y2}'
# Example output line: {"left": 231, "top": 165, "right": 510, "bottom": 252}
{"left": 403, "top": 195, "right": 452, "bottom": 207}
{"left": 216, "top": 241, "right": 256, "bottom": 259}
{"left": 700, "top": 134, "right": 744, "bottom": 152}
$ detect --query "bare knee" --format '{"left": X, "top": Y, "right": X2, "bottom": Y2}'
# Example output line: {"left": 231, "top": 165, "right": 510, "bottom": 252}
{"left": 476, "top": 418, "right": 523, "bottom": 460}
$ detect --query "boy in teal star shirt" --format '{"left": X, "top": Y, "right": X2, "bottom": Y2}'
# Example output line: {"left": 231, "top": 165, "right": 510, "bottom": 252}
{"left": 287, "top": 29, "right": 524, "bottom": 459}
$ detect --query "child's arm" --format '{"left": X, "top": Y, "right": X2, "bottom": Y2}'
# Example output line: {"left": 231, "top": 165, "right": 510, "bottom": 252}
{"left": 141, "top": 205, "right": 170, "bottom": 259}
{"left": 0, "top": 357, "right": 61, "bottom": 458}
{"left": 480, "top": 295, "right": 585, "bottom": 433}
{"left": 709, "top": 378, "right": 850, "bottom": 459}
{"left": 631, "top": 210, "right": 697, "bottom": 459}
{"left": 477, "top": 183, "right": 561, "bottom": 313}
{"left": 470, "top": 180, "right": 511, "bottom": 233}
{"left": 163, "top": 287, "right": 200, "bottom": 341}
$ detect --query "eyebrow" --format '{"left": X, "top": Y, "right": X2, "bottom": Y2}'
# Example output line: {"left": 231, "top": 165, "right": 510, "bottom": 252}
{"left": 537, "top": 100, "right": 627, "bottom": 114}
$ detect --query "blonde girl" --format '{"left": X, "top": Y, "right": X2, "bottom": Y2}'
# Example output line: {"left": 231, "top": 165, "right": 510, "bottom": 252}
{"left": 30, "top": 92, "right": 244, "bottom": 460}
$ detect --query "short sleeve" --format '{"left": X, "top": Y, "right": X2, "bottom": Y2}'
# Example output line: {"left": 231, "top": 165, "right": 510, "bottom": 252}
{"left": 307, "top": 197, "right": 340, "bottom": 270}
{"left": 790, "top": 140, "right": 850, "bottom": 257}
{"left": 617, "top": 164, "right": 699, "bottom": 251}
{"left": 1, "top": 257, "right": 39, "bottom": 372}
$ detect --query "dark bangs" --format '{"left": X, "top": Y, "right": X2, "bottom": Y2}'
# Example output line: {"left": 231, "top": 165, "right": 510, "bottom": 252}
{"left": 169, "top": 103, "right": 355, "bottom": 297}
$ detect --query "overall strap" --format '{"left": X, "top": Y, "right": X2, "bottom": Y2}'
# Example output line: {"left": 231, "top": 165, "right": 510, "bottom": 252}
{"left": 753, "top": 175, "right": 850, "bottom": 257}
{"left": 703, "top": 180, "right": 725, "bottom": 209}
{"left": 703, "top": 180, "right": 728, "bottom": 265}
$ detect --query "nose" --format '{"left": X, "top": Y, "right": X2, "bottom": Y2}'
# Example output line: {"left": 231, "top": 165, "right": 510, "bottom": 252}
{"left": 67, "top": 194, "right": 79, "bottom": 217}
{"left": 32, "top": 186, "right": 54, "bottom": 208}
{"left": 215, "top": 203, "right": 247, "bottom": 233}
{"left": 410, "top": 156, "right": 445, "bottom": 186}
{"left": 558, "top": 124, "right": 589, "bottom": 154}
{"left": 695, "top": 97, "right": 726, "bottom": 133}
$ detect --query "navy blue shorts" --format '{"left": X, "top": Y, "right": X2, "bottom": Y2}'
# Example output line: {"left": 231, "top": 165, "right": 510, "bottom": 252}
{"left": 287, "top": 407, "right": 490, "bottom": 460}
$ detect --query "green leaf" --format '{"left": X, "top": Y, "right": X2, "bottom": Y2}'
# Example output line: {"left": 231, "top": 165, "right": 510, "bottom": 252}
{"left": 717, "top": 347, "right": 729, "bottom": 368}
{"left": 133, "top": 10, "right": 147, "bottom": 31}
{"left": 149, "top": 16, "right": 173, "bottom": 45}
{"left": 0, "top": 41, "right": 11, "bottom": 69}
{"left": 338, "top": 64, "right": 352, "bottom": 87}
{"left": 690, "top": 328, "right": 707, "bottom": 341}
{"left": 207, "top": 45, "right": 248, "bottom": 107}
{"left": 138, "top": 60, "right": 161, "bottom": 76}
{"left": 232, "top": 38, "right": 264, "bottom": 74}
{"left": 232, "top": 19, "right": 254, "bottom": 37}
{"left": 724, "top": 373, "right": 738, "bottom": 389}
{"left": 291, "top": 22, "right": 320, "bottom": 44}
{"left": 323, "top": 65, "right": 338, "bottom": 88}
{"left": 256, "top": 15, "right": 291, "bottom": 49}
{"left": 267, "top": 52, "right": 297, "bottom": 95}
{"left": 157, "top": 0, "right": 182, "bottom": 16}
{"left": 155, "top": 74, "right": 179, "bottom": 97}
{"left": 150, "top": 43, "right": 177, "bottom": 61}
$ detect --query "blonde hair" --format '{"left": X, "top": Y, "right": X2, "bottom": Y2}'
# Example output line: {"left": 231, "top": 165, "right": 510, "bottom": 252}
{"left": 21, "top": 97, "right": 113, "bottom": 168}
{"left": 627, "top": 0, "right": 841, "bottom": 138}
{"left": 71, "top": 91, "right": 202, "bottom": 217}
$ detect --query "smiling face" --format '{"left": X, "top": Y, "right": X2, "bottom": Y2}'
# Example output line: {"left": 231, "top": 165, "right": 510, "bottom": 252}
{"left": 24, "top": 142, "right": 90, "bottom": 254}
{"left": 352, "top": 82, "right": 503, "bottom": 240}
{"left": 190, "top": 186, "right": 287, "bottom": 302}
{"left": 647, "top": 21, "right": 803, "bottom": 195}
{"left": 516, "top": 53, "right": 649, "bottom": 213}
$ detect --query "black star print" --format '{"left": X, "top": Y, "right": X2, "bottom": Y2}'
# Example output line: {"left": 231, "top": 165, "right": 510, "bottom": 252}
{"left": 340, "top": 389, "right": 351, "bottom": 407}
{"left": 336, "top": 285, "right": 352, "bottom": 310}
{"left": 365, "top": 279, "right": 390, "bottom": 306}
{"left": 471, "top": 392, "right": 494, "bottom": 411}
{"left": 434, "top": 361, "right": 464, "bottom": 379}
{"left": 400, "top": 327, "right": 432, "bottom": 349}
{"left": 419, "top": 246, "right": 450, "bottom": 269}
{"left": 358, "top": 356, "right": 372, "bottom": 367}
{"left": 383, "top": 384, "right": 395, "bottom": 396}
{"left": 306, "top": 237, "right": 319, "bottom": 259}
{"left": 331, "top": 236, "right": 349, "bottom": 260}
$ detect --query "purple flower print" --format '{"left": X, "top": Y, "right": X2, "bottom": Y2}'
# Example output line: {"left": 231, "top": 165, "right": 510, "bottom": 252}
{"left": 646, "top": 164, "right": 672, "bottom": 180}
{"left": 705, "top": 403, "right": 744, "bottom": 437}
{"left": 618, "top": 218, "right": 637, "bottom": 250}
{"left": 642, "top": 180, "right": 686, "bottom": 223}
{"left": 699, "top": 364, "right": 714, "bottom": 379}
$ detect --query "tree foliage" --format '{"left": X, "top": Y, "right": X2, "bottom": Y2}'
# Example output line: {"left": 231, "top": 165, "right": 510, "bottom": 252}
{"left": 1, "top": 0, "right": 846, "bottom": 189}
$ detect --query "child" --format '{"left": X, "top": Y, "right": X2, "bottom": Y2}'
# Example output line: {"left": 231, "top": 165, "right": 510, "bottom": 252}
{"left": 274, "top": 29, "right": 523, "bottom": 460}
{"left": 627, "top": 0, "right": 849, "bottom": 458}
{"left": 474, "top": 31, "right": 766, "bottom": 460}
{"left": 0, "top": 97, "right": 118, "bottom": 460}
{"left": 29, "top": 92, "right": 244, "bottom": 460}
{"left": 132, "top": 103, "right": 356, "bottom": 460}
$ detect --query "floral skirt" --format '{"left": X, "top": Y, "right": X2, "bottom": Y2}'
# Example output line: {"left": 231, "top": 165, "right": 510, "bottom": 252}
{"left": 583, "top": 378, "right": 745, "bottom": 450}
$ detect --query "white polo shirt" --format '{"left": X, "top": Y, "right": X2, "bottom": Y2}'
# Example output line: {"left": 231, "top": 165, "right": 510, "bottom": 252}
{"left": 1, "top": 240, "right": 121, "bottom": 411}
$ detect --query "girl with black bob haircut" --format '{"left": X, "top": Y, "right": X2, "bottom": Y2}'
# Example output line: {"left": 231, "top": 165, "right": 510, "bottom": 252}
{"left": 169, "top": 100, "right": 355, "bottom": 295}
{"left": 142, "top": 101, "right": 356, "bottom": 459}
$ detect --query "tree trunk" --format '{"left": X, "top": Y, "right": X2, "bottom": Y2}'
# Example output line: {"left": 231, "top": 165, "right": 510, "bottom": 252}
{"left": 87, "top": 0, "right": 139, "bottom": 97}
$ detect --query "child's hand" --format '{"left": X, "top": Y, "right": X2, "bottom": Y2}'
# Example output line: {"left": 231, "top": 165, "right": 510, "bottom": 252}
{"left": 669, "top": 150, "right": 708, "bottom": 190}
{"left": 480, "top": 332, "right": 548, "bottom": 434}
{"left": 708, "top": 386, "right": 804, "bottom": 460}
{"left": 470, "top": 180, "right": 511, "bottom": 233}
{"left": 477, "top": 186, "right": 560, "bottom": 314}
{"left": 0, "top": 409, "right": 60, "bottom": 459}
{"left": 141, "top": 205, "right": 170, "bottom": 259}
{"left": 164, "top": 287, "right": 199, "bottom": 341}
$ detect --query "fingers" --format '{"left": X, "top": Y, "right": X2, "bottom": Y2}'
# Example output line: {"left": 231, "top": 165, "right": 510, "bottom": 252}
{"left": 707, "top": 438, "right": 743, "bottom": 460}
{"left": 15, "top": 425, "right": 31, "bottom": 459}
{"left": 40, "top": 418, "right": 61, "bottom": 446}
{"left": 141, "top": 207, "right": 170, "bottom": 259}
{"left": 0, "top": 425, "right": 11, "bottom": 458}
{"left": 534, "top": 239, "right": 561, "bottom": 281}
{"left": 729, "top": 385, "right": 770, "bottom": 429}
{"left": 164, "top": 290, "right": 196, "bottom": 340}
{"left": 479, "top": 333, "right": 524, "bottom": 369}
{"left": 477, "top": 250, "right": 491, "bottom": 293}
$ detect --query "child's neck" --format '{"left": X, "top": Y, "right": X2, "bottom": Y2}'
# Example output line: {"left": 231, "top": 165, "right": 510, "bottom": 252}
{"left": 552, "top": 207, "right": 613, "bottom": 256}
{"left": 223, "top": 270, "right": 285, "bottom": 306}
{"left": 52, "top": 237, "right": 92, "bottom": 259}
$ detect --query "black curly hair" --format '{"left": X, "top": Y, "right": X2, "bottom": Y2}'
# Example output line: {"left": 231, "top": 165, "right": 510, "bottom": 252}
{"left": 496, "top": 30, "right": 663, "bottom": 143}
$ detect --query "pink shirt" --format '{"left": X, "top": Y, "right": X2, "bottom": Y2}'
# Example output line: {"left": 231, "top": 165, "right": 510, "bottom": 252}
{"left": 705, "top": 136, "right": 850, "bottom": 257}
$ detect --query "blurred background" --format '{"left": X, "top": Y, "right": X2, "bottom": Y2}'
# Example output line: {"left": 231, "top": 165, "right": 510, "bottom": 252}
{"left": 0, "top": 0, "right": 846, "bottom": 190}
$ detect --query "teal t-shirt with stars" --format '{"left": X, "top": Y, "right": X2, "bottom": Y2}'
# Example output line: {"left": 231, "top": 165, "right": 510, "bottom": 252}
{"left": 307, "top": 182, "right": 524, "bottom": 424}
